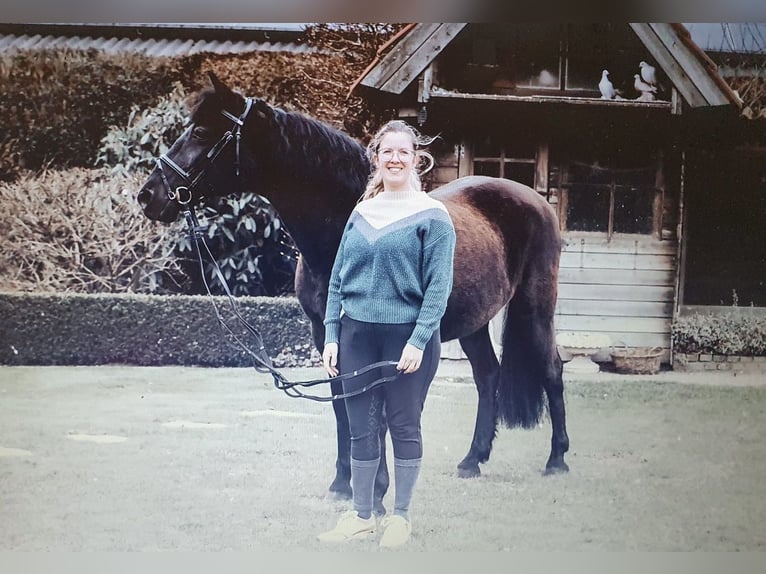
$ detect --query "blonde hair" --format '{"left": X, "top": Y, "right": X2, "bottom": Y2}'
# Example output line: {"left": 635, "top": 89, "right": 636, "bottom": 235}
{"left": 361, "top": 120, "right": 436, "bottom": 201}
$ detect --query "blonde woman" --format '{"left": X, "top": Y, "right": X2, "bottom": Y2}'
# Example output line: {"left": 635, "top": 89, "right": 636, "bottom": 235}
{"left": 318, "top": 120, "right": 456, "bottom": 547}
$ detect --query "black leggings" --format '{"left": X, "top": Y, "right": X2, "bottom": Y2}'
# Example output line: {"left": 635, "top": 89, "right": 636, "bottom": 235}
{"left": 338, "top": 314, "right": 441, "bottom": 462}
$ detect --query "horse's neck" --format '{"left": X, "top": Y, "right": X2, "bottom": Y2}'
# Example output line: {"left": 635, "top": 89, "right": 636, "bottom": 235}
{"left": 251, "top": 112, "right": 367, "bottom": 275}
{"left": 266, "top": 181, "right": 354, "bottom": 275}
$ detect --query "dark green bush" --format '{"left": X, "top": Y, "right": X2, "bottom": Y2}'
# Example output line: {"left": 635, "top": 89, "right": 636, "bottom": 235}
{"left": 672, "top": 312, "right": 766, "bottom": 356}
{"left": 0, "top": 292, "right": 316, "bottom": 367}
{"left": 0, "top": 49, "right": 203, "bottom": 180}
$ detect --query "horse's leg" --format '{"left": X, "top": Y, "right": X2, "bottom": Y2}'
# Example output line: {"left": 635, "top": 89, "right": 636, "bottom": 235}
{"left": 456, "top": 325, "right": 500, "bottom": 478}
{"left": 303, "top": 310, "right": 353, "bottom": 501}
{"left": 500, "top": 294, "right": 569, "bottom": 475}
{"left": 534, "top": 319, "right": 569, "bottom": 475}
{"left": 327, "top": 384, "right": 353, "bottom": 499}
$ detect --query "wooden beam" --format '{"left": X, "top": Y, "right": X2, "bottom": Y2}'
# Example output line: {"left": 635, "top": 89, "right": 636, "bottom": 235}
{"left": 629, "top": 23, "right": 708, "bottom": 108}
{"left": 429, "top": 87, "right": 672, "bottom": 109}
{"left": 380, "top": 24, "right": 466, "bottom": 94}
{"left": 556, "top": 299, "right": 673, "bottom": 318}
{"left": 417, "top": 62, "right": 434, "bottom": 103}
{"left": 360, "top": 23, "right": 442, "bottom": 91}
{"left": 558, "top": 284, "right": 674, "bottom": 302}
{"left": 649, "top": 23, "right": 732, "bottom": 107}
{"left": 558, "top": 267, "right": 674, "bottom": 287}
{"left": 535, "top": 142, "right": 549, "bottom": 195}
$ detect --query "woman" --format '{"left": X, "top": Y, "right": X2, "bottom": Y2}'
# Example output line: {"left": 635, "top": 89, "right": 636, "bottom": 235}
{"left": 317, "top": 120, "right": 456, "bottom": 547}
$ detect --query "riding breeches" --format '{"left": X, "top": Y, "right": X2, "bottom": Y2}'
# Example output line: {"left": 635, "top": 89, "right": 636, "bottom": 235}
{"left": 338, "top": 314, "right": 441, "bottom": 462}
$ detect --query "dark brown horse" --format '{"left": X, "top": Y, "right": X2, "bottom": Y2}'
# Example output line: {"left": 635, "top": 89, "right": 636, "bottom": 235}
{"left": 137, "top": 73, "right": 569, "bottom": 512}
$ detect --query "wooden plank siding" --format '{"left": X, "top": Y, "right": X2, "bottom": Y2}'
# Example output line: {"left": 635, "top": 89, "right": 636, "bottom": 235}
{"left": 556, "top": 233, "right": 677, "bottom": 360}
{"left": 381, "top": 25, "right": 466, "bottom": 94}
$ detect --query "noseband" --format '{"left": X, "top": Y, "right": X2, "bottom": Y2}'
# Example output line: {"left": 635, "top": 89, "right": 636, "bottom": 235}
{"left": 156, "top": 97, "right": 254, "bottom": 206}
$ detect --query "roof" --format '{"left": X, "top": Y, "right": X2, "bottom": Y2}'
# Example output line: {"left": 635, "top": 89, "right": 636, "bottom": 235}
{"left": 355, "top": 23, "right": 741, "bottom": 110}
{"left": 631, "top": 23, "right": 740, "bottom": 108}
{"left": 0, "top": 23, "right": 315, "bottom": 57}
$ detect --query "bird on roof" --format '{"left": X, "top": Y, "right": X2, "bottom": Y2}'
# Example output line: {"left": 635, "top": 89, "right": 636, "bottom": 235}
{"left": 639, "top": 61, "right": 657, "bottom": 87}
{"left": 598, "top": 70, "right": 616, "bottom": 100}
{"left": 634, "top": 74, "right": 657, "bottom": 101}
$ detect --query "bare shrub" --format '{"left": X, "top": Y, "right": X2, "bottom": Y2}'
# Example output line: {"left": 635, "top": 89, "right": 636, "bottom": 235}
{"left": 0, "top": 168, "right": 186, "bottom": 294}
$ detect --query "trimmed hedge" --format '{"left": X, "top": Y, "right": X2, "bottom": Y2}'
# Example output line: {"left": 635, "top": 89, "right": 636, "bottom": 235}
{"left": 0, "top": 292, "right": 316, "bottom": 367}
{"left": 671, "top": 312, "right": 766, "bottom": 356}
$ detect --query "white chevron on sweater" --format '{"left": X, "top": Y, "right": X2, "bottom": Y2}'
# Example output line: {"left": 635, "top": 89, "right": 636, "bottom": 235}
{"left": 354, "top": 190, "right": 449, "bottom": 231}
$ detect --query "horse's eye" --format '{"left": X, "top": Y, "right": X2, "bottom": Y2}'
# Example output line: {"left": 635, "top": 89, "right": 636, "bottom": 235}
{"left": 192, "top": 126, "right": 209, "bottom": 140}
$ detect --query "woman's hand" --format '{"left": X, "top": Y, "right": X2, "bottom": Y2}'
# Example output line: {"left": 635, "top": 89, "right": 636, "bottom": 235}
{"left": 397, "top": 343, "right": 424, "bottom": 374}
{"left": 322, "top": 342, "right": 339, "bottom": 377}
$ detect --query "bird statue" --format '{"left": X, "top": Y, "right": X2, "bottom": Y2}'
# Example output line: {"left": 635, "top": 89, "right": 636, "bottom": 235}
{"left": 598, "top": 69, "right": 615, "bottom": 100}
{"left": 639, "top": 61, "right": 657, "bottom": 87}
{"left": 634, "top": 73, "right": 657, "bottom": 101}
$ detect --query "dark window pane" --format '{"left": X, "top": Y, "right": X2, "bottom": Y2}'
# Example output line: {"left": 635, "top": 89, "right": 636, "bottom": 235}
{"left": 569, "top": 162, "right": 611, "bottom": 185}
{"left": 474, "top": 136, "right": 535, "bottom": 159}
{"left": 614, "top": 188, "right": 655, "bottom": 234}
{"left": 567, "top": 185, "right": 609, "bottom": 231}
{"left": 566, "top": 23, "right": 649, "bottom": 93}
{"left": 504, "top": 162, "right": 535, "bottom": 187}
{"left": 496, "top": 24, "right": 561, "bottom": 89}
{"left": 474, "top": 137, "right": 503, "bottom": 158}
{"left": 474, "top": 161, "right": 501, "bottom": 177}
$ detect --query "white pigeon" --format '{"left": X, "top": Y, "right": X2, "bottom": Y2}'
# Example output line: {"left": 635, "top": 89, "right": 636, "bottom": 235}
{"left": 639, "top": 61, "right": 657, "bottom": 86}
{"left": 634, "top": 73, "right": 657, "bottom": 101}
{"left": 598, "top": 69, "right": 615, "bottom": 100}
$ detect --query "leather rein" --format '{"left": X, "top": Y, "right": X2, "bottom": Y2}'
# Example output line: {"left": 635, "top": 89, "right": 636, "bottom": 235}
{"left": 154, "top": 98, "right": 400, "bottom": 402}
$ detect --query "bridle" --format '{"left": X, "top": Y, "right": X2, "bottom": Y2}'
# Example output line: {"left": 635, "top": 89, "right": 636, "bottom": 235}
{"left": 156, "top": 97, "right": 255, "bottom": 206}
{"left": 153, "top": 96, "right": 400, "bottom": 402}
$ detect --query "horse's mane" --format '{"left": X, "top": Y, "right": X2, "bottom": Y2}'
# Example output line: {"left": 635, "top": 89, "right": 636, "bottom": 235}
{"left": 190, "top": 88, "right": 370, "bottom": 199}
{"left": 269, "top": 107, "right": 371, "bottom": 194}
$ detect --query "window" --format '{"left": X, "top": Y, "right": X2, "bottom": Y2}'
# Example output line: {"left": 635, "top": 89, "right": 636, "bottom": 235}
{"left": 560, "top": 161, "right": 658, "bottom": 236}
{"left": 566, "top": 24, "right": 649, "bottom": 94}
{"left": 440, "top": 24, "right": 654, "bottom": 99}
{"left": 472, "top": 135, "right": 537, "bottom": 188}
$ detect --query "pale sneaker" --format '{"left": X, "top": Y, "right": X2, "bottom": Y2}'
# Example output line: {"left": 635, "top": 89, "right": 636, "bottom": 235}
{"left": 379, "top": 514, "right": 411, "bottom": 548}
{"left": 317, "top": 510, "right": 376, "bottom": 542}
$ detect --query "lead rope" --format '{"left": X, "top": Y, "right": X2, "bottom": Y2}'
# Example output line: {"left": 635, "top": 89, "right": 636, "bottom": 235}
{"left": 183, "top": 208, "right": 400, "bottom": 402}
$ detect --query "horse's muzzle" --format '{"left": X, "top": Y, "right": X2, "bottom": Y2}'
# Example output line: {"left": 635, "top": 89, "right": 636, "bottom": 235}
{"left": 137, "top": 185, "right": 179, "bottom": 223}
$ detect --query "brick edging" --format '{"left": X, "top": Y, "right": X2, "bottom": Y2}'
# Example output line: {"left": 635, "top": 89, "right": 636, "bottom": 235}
{"left": 673, "top": 352, "right": 766, "bottom": 372}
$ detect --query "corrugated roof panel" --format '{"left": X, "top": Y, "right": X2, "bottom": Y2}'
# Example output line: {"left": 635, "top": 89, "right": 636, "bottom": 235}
{"left": 0, "top": 32, "right": 316, "bottom": 57}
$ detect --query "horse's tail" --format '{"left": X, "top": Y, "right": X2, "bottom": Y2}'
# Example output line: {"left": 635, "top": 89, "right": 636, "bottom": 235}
{"left": 495, "top": 219, "right": 561, "bottom": 429}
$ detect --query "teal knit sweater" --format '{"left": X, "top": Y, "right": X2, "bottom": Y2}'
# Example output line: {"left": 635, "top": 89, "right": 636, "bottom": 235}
{"left": 324, "top": 190, "right": 456, "bottom": 350}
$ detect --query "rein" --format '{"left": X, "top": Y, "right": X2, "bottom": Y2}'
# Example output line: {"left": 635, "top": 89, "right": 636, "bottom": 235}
{"left": 183, "top": 208, "right": 400, "bottom": 402}
{"left": 161, "top": 98, "right": 401, "bottom": 402}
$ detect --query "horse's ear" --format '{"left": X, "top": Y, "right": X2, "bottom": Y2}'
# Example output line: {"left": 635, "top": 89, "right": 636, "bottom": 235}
{"left": 208, "top": 71, "right": 233, "bottom": 98}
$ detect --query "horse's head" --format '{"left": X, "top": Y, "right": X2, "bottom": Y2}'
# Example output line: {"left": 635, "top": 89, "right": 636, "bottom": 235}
{"left": 137, "top": 72, "right": 275, "bottom": 223}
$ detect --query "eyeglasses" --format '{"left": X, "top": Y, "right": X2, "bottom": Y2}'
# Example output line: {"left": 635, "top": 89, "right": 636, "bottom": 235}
{"left": 378, "top": 148, "right": 414, "bottom": 162}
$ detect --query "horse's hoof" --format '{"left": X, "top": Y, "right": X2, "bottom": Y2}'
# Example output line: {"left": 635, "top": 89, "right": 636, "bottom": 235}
{"left": 543, "top": 461, "right": 570, "bottom": 475}
{"left": 457, "top": 465, "right": 481, "bottom": 479}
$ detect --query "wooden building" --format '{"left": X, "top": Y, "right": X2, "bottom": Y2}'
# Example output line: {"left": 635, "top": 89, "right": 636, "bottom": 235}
{"left": 353, "top": 23, "right": 748, "bottom": 362}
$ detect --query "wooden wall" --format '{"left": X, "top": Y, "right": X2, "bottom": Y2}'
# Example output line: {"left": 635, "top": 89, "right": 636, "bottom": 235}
{"left": 556, "top": 233, "right": 676, "bottom": 361}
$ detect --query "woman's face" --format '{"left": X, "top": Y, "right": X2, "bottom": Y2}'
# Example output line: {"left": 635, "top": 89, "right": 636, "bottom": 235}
{"left": 376, "top": 131, "right": 416, "bottom": 192}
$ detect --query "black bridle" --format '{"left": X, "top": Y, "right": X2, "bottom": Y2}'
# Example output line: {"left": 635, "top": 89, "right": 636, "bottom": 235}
{"left": 156, "top": 97, "right": 400, "bottom": 402}
{"left": 156, "top": 98, "right": 255, "bottom": 206}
